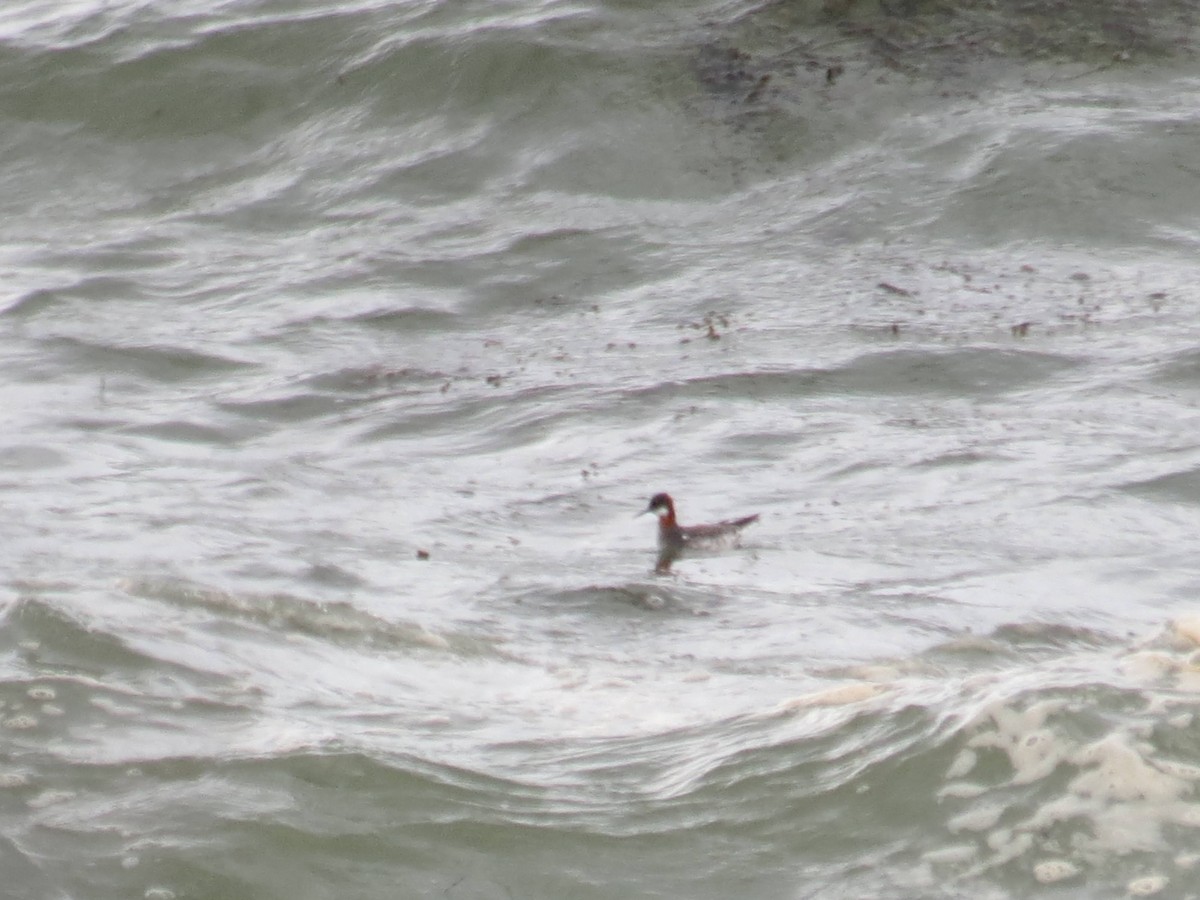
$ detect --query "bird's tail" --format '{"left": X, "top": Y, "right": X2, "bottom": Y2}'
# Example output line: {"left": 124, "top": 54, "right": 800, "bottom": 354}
{"left": 725, "top": 513, "right": 759, "bottom": 529}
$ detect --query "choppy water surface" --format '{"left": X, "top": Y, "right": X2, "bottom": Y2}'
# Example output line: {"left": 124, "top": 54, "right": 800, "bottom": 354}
{"left": 5, "top": 0, "right": 1200, "bottom": 897}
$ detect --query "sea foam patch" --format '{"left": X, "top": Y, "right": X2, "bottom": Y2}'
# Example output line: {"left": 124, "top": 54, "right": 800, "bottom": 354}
{"left": 924, "top": 616, "right": 1200, "bottom": 888}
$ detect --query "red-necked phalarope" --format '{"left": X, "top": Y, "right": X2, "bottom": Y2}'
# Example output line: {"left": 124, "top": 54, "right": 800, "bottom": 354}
{"left": 639, "top": 492, "right": 759, "bottom": 573}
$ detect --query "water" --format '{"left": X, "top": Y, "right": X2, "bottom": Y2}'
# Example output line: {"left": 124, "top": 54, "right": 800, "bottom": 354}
{"left": 4, "top": 0, "right": 1200, "bottom": 897}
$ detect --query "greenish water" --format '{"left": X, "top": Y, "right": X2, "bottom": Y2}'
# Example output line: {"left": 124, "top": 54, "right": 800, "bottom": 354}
{"left": 4, "top": 1, "right": 1200, "bottom": 898}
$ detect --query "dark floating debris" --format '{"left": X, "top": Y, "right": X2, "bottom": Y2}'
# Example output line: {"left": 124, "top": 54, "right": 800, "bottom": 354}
{"left": 743, "top": 74, "right": 771, "bottom": 103}
{"left": 693, "top": 0, "right": 1189, "bottom": 122}
{"left": 416, "top": 549, "right": 430, "bottom": 560}
{"left": 694, "top": 44, "right": 763, "bottom": 96}
{"left": 877, "top": 282, "right": 913, "bottom": 297}
{"left": 679, "top": 312, "right": 732, "bottom": 343}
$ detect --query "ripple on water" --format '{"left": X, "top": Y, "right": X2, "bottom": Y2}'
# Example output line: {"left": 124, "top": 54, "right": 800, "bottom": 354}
{"left": 618, "top": 347, "right": 1079, "bottom": 408}
{"left": 1152, "top": 347, "right": 1200, "bottom": 383}
{"left": 40, "top": 336, "right": 256, "bottom": 383}
{"left": 528, "top": 582, "right": 715, "bottom": 617}
{"left": 116, "top": 420, "right": 243, "bottom": 446}
{"left": 1117, "top": 466, "right": 1200, "bottom": 505}
{"left": 818, "top": 347, "right": 1080, "bottom": 398}
{"left": 0, "top": 444, "right": 68, "bottom": 471}
{"left": 119, "top": 577, "right": 472, "bottom": 656}
{"left": 461, "top": 614, "right": 1200, "bottom": 894}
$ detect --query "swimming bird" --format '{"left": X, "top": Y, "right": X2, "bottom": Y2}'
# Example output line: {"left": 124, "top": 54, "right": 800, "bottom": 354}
{"left": 639, "top": 492, "right": 759, "bottom": 573}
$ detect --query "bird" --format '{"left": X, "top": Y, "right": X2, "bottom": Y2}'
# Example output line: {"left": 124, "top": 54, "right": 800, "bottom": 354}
{"left": 639, "top": 492, "right": 759, "bottom": 573}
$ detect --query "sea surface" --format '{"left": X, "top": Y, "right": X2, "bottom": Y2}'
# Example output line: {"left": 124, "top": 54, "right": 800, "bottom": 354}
{"left": 5, "top": 1, "right": 1200, "bottom": 897}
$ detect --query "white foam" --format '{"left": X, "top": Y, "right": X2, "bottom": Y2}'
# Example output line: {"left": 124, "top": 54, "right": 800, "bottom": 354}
{"left": 1020, "top": 794, "right": 1101, "bottom": 835}
{"left": 0, "top": 771, "right": 29, "bottom": 789}
{"left": 1069, "top": 735, "right": 1188, "bottom": 804}
{"left": 1032, "top": 859, "right": 1079, "bottom": 883}
{"left": 26, "top": 789, "right": 74, "bottom": 809}
{"left": 948, "top": 803, "right": 1004, "bottom": 833}
{"left": 921, "top": 844, "right": 977, "bottom": 866}
{"left": 938, "top": 781, "right": 988, "bottom": 800}
{"left": 776, "top": 682, "right": 886, "bottom": 711}
{"left": 945, "top": 748, "right": 977, "bottom": 779}
{"left": 1127, "top": 874, "right": 1168, "bottom": 896}
{"left": 1010, "top": 728, "right": 1066, "bottom": 784}
{"left": 1170, "top": 615, "right": 1200, "bottom": 646}
{"left": 1167, "top": 711, "right": 1193, "bottom": 729}
{"left": 1167, "top": 803, "right": 1200, "bottom": 828}
{"left": 984, "top": 829, "right": 1033, "bottom": 864}
{"left": 966, "top": 701, "right": 1071, "bottom": 785}
{"left": 1120, "top": 651, "right": 1178, "bottom": 680}
{"left": 1086, "top": 801, "right": 1168, "bottom": 854}
{"left": 1153, "top": 759, "right": 1200, "bottom": 781}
